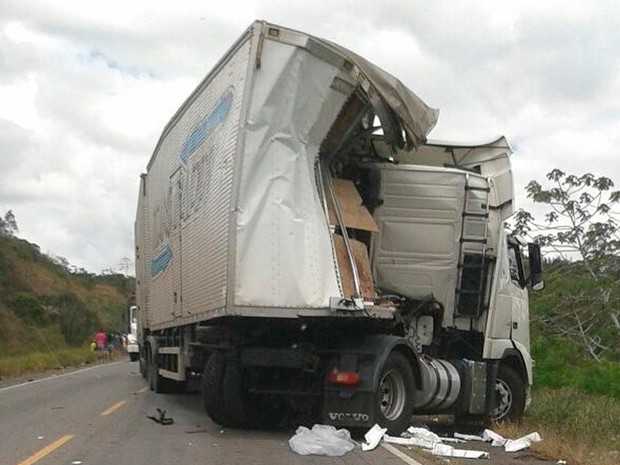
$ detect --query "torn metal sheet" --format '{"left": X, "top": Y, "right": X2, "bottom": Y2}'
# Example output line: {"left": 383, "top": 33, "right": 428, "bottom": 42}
{"left": 321, "top": 39, "right": 439, "bottom": 148}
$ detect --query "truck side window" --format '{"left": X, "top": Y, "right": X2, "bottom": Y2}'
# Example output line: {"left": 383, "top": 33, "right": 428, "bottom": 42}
{"left": 508, "top": 244, "right": 525, "bottom": 288}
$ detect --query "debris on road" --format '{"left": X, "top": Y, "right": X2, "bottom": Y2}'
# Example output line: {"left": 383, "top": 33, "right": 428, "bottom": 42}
{"left": 362, "top": 424, "right": 387, "bottom": 451}
{"left": 288, "top": 424, "right": 356, "bottom": 456}
{"left": 288, "top": 423, "right": 543, "bottom": 459}
{"left": 504, "top": 432, "right": 542, "bottom": 452}
{"left": 453, "top": 429, "right": 542, "bottom": 452}
{"left": 147, "top": 408, "right": 174, "bottom": 425}
{"left": 384, "top": 427, "right": 489, "bottom": 459}
{"left": 430, "top": 443, "right": 490, "bottom": 459}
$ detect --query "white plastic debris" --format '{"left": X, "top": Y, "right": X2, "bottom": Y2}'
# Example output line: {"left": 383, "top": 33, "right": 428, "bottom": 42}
{"left": 454, "top": 432, "right": 485, "bottom": 442}
{"left": 385, "top": 427, "right": 488, "bottom": 459}
{"left": 384, "top": 427, "right": 441, "bottom": 449}
{"left": 380, "top": 425, "right": 541, "bottom": 459}
{"left": 440, "top": 437, "right": 467, "bottom": 443}
{"left": 361, "top": 424, "right": 387, "bottom": 451}
{"left": 504, "top": 432, "right": 541, "bottom": 452}
{"left": 432, "top": 443, "right": 490, "bottom": 459}
{"left": 289, "top": 424, "right": 356, "bottom": 457}
{"left": 482, "top": 429, "right": 507, "bottom": 447}
{"left": 453, "top": 428, "right": 540, "bottom": 452}
{"left": 407, "top": 426, "right": 444, "bottom": 447}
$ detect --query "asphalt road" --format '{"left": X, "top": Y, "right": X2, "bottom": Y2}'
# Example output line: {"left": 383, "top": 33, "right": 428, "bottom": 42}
{"left": 0, "top": 360, "right": 427, "bottom": 465}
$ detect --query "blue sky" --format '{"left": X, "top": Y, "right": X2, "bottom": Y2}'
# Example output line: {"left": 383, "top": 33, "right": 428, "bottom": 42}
{"left": 1, "top": 0, "right": 619, "bottom": 273}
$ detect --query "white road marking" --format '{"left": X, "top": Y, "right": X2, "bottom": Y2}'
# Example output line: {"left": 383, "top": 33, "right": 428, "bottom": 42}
{"left": 381, "top": 442, "right": 427, "bottom": 465}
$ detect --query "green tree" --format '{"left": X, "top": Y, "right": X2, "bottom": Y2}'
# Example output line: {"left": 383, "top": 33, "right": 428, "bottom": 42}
{"left": 513, "top": 169, "right": 620, "bottom": 361}
{"left": 0, "top": 210, "right": 18, "bottom": 236}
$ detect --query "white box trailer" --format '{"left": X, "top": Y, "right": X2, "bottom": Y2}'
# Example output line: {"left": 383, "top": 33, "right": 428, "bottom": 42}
{"left": 135, "top": 20, "right": 543, "bottom": 434}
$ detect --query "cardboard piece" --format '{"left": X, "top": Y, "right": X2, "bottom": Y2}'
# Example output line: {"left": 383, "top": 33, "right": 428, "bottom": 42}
{"left": 328, "top": 179, "right": 378, "bottom": 232}
{"left": 333, "top": 235, "right": 376, "bottom": 298}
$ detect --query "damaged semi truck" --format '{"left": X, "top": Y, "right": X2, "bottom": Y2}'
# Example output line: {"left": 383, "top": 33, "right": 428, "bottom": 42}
{"left": 134, "top": 21, "right": 543, "bottom": 434}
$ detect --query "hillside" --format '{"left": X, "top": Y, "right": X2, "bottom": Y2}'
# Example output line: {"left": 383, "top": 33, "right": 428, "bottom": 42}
{"left": 0, "top": 233, "right": 134, "bottom": 356}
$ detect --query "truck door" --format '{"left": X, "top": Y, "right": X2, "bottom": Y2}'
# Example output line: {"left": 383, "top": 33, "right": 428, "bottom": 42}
{"left": 505, "top": 239, "right": 530, "bottom": 349}
{"left": 486, "top": 234, "right": 529, "bottom": 346}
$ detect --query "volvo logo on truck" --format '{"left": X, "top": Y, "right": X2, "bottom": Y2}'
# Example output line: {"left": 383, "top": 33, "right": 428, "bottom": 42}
{"left": 328, "top": 412, "right": 370, "bottom": 423}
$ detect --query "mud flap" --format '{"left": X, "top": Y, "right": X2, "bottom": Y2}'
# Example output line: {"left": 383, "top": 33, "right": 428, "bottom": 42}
{"left": 321, "top": 334, "right": 415, "bottom": 429}
{"left": 323, "top": 387, "right": 375, "bottom": 429}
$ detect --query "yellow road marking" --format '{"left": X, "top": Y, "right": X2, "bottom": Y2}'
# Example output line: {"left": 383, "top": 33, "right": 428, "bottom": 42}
{"left": 15, "top": 434, "right": 74, "bottom": 465}
{"left": 138, "top": 386, "right": 149, "bottom": 393}
{"left": 100, "top": 400, "right": 127, "bottom": 416}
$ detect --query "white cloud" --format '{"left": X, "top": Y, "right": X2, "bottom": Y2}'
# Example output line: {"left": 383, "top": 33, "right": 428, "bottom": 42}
{"left": 1, "top": 0, "right": 619, "bottom": 272}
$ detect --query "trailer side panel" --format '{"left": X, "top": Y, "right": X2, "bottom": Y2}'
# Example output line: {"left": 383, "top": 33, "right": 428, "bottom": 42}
{"left": 144, "top": 34, "right": 253, "bottom": 330}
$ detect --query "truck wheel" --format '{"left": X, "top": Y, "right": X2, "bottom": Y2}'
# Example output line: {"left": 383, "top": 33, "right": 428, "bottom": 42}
{"left": 147, "top": 347, "right": 170, "bottom": 393}
{"left": 374, "top": 352, "right": 415, "bottom": 435}
{"left": 222, "top": 362, "right": 250, "bottom": 428}
{"left": 129, "top": 352, "right": 139, "bottom": 362}
{"left": 222, "top": 362, "right": 285, "bottom": 429}
{"left": 139, "top": 352, "right": 147, "bottom": 378}
{"left": 491, "top": 365, "right": 526, "bottom": 422}
{"left": 146, "top": 348, "right": 155, "bottom": 390}
{"left": 202, "top": 352, "right": 228, "bottom": 425}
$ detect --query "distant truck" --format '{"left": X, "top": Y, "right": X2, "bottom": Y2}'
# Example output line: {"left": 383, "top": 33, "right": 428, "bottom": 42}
{"left": 125, "top": 305, "right": 139, "bottom": 361}
{"left": 134, "top": 20, "right": 543, "bottom": 434}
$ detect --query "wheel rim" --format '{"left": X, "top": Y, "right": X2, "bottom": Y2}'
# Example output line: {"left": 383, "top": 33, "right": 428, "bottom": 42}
{"left": 379, "top": 368, "right": 406, "bottom": 420}
{"left": 492, "top": 378, "right": 512, "bottom": 421}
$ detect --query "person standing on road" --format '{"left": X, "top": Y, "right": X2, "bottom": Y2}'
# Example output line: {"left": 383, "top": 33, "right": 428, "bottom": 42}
{"left": 95, "top": 330, "right": 106, "bottom": 351}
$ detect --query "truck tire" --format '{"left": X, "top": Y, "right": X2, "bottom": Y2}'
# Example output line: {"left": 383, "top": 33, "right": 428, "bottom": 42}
{"left": 374, "top": 352, "right": 415, "bottom": 435}
{"left": 139, "top": 352, "right": 147, "bottom": 378}
{"left": 491, "top": 365, "right": 526, "bottom": 422}
{"left": 147, "top": 347, "right": 170, "bottom": 393}
{"left": 222, "top": 362, "right": 250, "bottom": 428}
{"left": 129, "top": 352, "right": 139, "bottom": 362}
{"left": 202, "top": 352, "right": 228, "bottom": 425}
{"left": 222, "top": 362, "right": 285, "bottom": 429}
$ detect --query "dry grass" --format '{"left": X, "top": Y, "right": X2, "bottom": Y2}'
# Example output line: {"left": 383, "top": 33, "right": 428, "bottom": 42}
{"left": 494, "top": 387, "right": 620, "bottom": 465}
{"left": 0, "top": 346, "right": 103, "bottom": 378}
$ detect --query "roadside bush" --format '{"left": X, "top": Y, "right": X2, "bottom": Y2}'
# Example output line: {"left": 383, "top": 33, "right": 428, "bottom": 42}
{"left": 9, "top": 292, "right": 46, "bottom": 325}
{"left": 532, "top": 336, "right": 620, "bottom": 399}
{"left": 51, "top": 293, "right": 101, "bottom": 346}
{"left": 0, "top": 247, "right": 8, "bottom": 290}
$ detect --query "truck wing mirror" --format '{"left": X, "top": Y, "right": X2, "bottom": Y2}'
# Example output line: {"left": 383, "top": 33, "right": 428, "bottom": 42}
{"left": 528, "top": 243, "right": 544, "bottom": 291}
